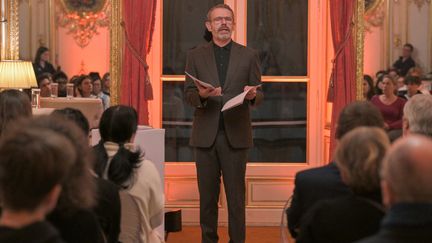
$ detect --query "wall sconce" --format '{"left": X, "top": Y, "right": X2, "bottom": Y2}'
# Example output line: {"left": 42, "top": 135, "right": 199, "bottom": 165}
{"left": 0, "top": 60, "right": 37, "bottom": 89}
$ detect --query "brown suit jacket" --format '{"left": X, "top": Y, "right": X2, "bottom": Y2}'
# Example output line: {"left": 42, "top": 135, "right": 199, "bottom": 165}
{"left": 184, "top": 41, "right": 263, "bottom": 148}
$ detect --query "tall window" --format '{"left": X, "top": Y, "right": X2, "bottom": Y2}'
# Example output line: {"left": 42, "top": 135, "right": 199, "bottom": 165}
{"left": 163, "top": 0, "right": 309, "bottom": 162}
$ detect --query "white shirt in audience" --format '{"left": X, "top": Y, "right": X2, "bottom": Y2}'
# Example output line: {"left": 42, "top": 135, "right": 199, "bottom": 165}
{"left": 103, "top": 142, "right": 164, "bottom": 243}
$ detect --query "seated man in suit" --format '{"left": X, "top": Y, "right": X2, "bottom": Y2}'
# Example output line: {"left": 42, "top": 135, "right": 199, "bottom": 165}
{"left": 287, "top": 101, "right": 385, "bottom": 238}
{"left": 392, "top": 43, "right": 416, "bottom": 77}
{"left": 0, "top": 125, "right": 76, "bottom": 243}
{"left": 357, "top": 135, "right": 432, "bottom": 242}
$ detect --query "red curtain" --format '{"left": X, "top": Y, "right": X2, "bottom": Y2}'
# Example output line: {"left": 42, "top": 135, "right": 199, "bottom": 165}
{"left": 121, "top": 0, "right": 157, "bottom": 125}
{"left": 328, "top": 0, "right": 357, "bottom": 157}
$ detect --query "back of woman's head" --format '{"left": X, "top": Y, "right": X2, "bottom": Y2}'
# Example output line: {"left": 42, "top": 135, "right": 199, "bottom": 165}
{"left": 0, "top": 90, "right": 32, "bottom": 136}
{"left": 95, "top": 105, "right": 141, "bottom": 188}
{"left": 99, "top": 105, "right": 138, "bottom": 143}
{"left": 335, "top": 127, "right": 390, "bottom": 194}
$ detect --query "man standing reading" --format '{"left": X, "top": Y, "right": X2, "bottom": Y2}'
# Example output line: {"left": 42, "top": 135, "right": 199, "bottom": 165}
{"left": 184, "top": 4, "right": 263, "bottom": 243}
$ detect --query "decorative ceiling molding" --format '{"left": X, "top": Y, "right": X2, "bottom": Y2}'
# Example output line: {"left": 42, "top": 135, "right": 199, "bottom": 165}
{"left": 56, "top": 0, "right": 110, "bottom": 48}
{"left": 408, "top": 0, "right": 431, "bottom": 10}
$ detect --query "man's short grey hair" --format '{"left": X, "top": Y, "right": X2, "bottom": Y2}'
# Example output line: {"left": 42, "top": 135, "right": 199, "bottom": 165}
{"left": 206, "top": 4, "right": 235, "bottom": 21}
{"left": 403, "top": 94, "right": 432, "bottom": 137}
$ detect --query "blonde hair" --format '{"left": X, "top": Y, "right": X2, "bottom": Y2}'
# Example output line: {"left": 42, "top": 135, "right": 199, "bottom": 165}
{"left": 335, "top": 127, "right": 390, "bottom": 194}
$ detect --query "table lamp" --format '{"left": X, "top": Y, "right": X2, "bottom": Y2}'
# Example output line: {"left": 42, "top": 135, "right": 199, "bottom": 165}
{"left": 0, "top": 60, "right": 38, "bottom": 89}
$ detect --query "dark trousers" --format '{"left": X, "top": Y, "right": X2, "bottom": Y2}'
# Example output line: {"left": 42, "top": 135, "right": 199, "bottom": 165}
{"left": 195, "top": 131, "right": 248, "bottom": 243}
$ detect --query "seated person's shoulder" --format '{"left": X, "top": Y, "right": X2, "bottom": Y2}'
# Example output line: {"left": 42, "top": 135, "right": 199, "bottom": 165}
{"left": 296, "top": 163, "right": 338, "bottom": 181}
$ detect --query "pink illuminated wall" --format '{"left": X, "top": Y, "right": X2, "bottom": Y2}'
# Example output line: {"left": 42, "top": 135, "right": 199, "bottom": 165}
{"left": 364, "top": 28, "right": 387, "bottom": 77}
{"left": 56, "top": 26, "right": 110, "bottom": 78}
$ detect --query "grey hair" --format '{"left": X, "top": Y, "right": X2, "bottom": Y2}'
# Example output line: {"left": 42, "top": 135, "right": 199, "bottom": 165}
{"left": 206, "top": 4, "right": 235, "bottom": 21}
{"left": 403, "top": 94, "right": 432, "bottom": 137}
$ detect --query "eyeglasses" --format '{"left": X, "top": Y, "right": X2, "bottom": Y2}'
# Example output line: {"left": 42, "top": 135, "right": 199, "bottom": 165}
{"left": 211, "top": 16, "right": 233, "bottom": 24}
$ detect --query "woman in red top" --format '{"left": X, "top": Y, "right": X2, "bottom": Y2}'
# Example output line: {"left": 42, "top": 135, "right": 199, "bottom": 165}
{"left": 371, "top": 75, "right": 406, "bottom": 141}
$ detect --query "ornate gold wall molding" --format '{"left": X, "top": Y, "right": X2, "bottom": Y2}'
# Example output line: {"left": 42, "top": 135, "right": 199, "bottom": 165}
{"left": 1, "top": 0, "right": 19, "bottom": 60}
{"left": 356, "top": 0, "right": 366, "bottom": 101}
{"left": 408, "top": 0, "right": 431, "bottom": 10}
{"left": 109, "top": 0, "right": 121, "bottom": 105}
{"left": 57, "top": 0, "right": 110, "bottom": 48}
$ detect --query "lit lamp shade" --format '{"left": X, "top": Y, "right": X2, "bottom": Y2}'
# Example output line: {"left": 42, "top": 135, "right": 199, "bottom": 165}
{"left": 0, "top": 60, "right": 38, "bottom": 89}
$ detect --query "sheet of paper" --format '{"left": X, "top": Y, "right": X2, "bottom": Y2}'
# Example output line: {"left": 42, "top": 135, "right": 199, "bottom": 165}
{"left": 221, "top": 85, "right": 261, "bottom": 112}
{"left": 185, "top": 71, "right": 215, "bottom": 89}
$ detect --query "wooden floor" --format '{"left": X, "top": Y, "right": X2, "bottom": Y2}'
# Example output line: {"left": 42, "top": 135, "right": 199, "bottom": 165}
{"left": 167, "top": 226, "right": 294, "bottom": 243}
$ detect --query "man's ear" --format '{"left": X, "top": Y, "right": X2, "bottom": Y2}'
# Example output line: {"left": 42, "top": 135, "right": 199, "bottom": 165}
{"left": 205, "top": 21, "right": 212, "bottom": 32}
{"left": 381, "top": 180, "right": 394, "bottom": 208}
{"left": 42, "top": 184, "right": 62, "bottom": 214}
{"left": 402, "top": 118, "right": 410, "bottom": 137}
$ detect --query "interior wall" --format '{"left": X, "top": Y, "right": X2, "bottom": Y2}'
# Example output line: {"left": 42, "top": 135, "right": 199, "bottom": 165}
{"left": 55, "top": 1, "right": 110, "bottom": 78}
{"left": 57, "top": 26, "right": 110, "bottom": 77}
{"left": 18, "top": 1, "right": 110, "bottom": 78}
{"left": 364, "top": 0, "right": 432, "bottom": 76}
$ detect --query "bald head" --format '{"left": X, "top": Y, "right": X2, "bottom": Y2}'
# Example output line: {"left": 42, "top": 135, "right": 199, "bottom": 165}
{"left": 381, "top": 135, "right": 432, "bottom": 206}
{"left": 403, "top": 94, "right": 432, "bottom": 137}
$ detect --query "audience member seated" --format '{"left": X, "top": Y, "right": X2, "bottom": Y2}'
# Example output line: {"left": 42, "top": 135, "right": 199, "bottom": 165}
{"left": 75, "top": 75, "right": 96, "bottom": 98}
{"left": 402, "top": 94, "right": 432, "bottom": 137}
{"left": 371, "top": 75, "right": 406, "bottom": 141}
{"left": 357, "top": 135, "right": 432, "bottom": 242}
{"left": 37, "top": 73, "right": 53, "bottom": 97}
{"left": 363, "top": 75, "right": 375, "bottom": 100}
{"left": 420, "top": 74, "right": 432, "bottom": 95}
{"left": 374, "top": 74, "right": 385, "bottom": 95}
{"left": 93, "top": 105, "right": 164, "bottom": 243}
{"left": 375, "top": 70, "right": 387, "bottom": 80}
{"left": 0, "top": 89, "right": 32, "bottom": 136}
{"left": 407, "top": 66, "right": 423, "bottom": 77}
{"left": 287, "top": 101, "right": 385, "bottom": 238}
{"left": 25, "top": 116, "right": 105, "bottom": 243}
{"left": 33, "top": 46, "right": 56, "bottom": 77}
{"left": 89, "top": 72, "right": 110, "bottom": 110}
{"left": 0, "top": 123, "right": 75, "bottom": 243}
{"left": 396, "top": 76, "right": 406, "bottom": 94}
{"left": 297, "top": 127, "right": 389, "bottom": 243}
{"left": 52, "top": 108, "right": 121, "bottom": 243}
{"left": 53, "top": 71, "right": 69, "bottom": 97}
{"left": 392, "top": 43, "right": 416, "bottom": 77}
{"left": 102, "top": 72, "right": 111, "bottom": 96}
{"left": 398, "top": 76, "right": 422, "bottom": 100}
{"left": 387, "top": 68, "right": 399, "bottom": 80}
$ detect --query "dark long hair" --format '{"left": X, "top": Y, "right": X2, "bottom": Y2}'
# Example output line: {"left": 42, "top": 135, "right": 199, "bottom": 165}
{"left": 93, "top": 105, "right": 142, "bottom": 188}
{"left": 0, "top": 90, "right": 32, "bottom": 136}
{"left": 34, "top": 46, "right": 49, "bottom": 65}
{"left": 75, "top": 75, "right": 91, "bottom": 97}
{"left": 363, "top": 75, "right": 375, "bottom": 100}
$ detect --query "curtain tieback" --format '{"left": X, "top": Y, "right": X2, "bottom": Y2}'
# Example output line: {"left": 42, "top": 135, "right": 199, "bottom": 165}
{"left": 120, "top": 21, "right": 153, "bottom": 100}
